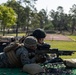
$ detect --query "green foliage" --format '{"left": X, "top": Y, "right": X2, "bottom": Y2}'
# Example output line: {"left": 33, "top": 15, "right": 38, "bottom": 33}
{"left": 0, "top": 5, "right": 16, "bottom": 27}
{"left": 38, "top": 9, "right": 48, "bottom": 28}
{"left": 44, "top": 21, "right": 54, "bottom": 30}
{"left": 0, "top": 5, "right": 17, "bottom": 36}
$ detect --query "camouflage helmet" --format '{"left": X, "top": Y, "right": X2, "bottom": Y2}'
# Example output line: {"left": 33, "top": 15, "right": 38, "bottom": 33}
{"left": 32, "top": 28, "right": 46, "bottom": 39}
{"left": 23, "top": 36, "right": 37, "bottom": 48}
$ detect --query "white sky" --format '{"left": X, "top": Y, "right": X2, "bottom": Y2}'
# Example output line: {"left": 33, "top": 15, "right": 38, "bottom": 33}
{"left": 0, "top": 0, "right": 76, "bottom": 14}
{"left": 35, "top": 0, "right": 76, "bottom": 14}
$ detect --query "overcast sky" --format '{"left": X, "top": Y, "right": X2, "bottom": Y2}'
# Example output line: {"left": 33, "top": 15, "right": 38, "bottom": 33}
{"left": 0, "top": 0, "right": 76, "bottom": 13}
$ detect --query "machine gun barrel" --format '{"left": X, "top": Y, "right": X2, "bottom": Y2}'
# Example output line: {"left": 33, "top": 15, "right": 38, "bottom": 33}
{"left": 36, "top": 49, "right": 76, "bottom": 57}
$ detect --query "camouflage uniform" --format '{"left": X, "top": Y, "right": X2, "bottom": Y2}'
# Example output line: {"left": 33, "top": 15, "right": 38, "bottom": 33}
{"left": 0, "top": 36, "right": 37, "bottom": 68}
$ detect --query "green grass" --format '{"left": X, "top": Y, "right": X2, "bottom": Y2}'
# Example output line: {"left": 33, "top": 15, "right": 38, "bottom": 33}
{"left": 1, "top": 33, "right": 26, "bottom": 36}
{"left": 68, "top": 35, "right": 76, "bottom": 41}
{"left": 45, "top": 40, "right": 76, "bottom": 50}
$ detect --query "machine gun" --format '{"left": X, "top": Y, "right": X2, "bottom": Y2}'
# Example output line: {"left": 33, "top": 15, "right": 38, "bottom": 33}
{"left": 36, "top": 43, "right": 76, "bottom": 58}
{"left": 35, "top": 43, "right": 76, "bottom": 65}
{"left": 36, "top": 48, "right": 76, "bottom": 58}
{"left": 35, "top": 47, "right": 76, "bottom": 64}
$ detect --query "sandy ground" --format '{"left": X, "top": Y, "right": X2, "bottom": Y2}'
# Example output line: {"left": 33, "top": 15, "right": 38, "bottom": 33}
{"left": 0, "top": 34, "right": 73, "bottom": 41}
{"left": 45, "top": 34, "right": 72, "bottom": 41}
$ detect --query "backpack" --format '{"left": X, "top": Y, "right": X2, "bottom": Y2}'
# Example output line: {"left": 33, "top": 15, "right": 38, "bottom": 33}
{"left": 4, "top": 42, "right": 21, "bottom": 52}
{"left": 3, "top": 42, "right": 23, "bottom": 67}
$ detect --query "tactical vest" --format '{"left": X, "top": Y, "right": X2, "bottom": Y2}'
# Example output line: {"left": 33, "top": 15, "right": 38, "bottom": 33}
{"left": 3, "top": 42, "right": 23, "bottom": 67}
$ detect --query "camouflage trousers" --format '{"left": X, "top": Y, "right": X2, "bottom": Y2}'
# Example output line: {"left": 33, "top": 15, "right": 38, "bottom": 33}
{"left": 0, "top": 52, "right": 10, "bottom": 68}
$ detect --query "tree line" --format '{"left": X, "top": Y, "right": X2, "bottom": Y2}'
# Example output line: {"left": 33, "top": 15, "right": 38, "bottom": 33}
{"left": 0, "top": 0, "right": 76, "bottom": 36}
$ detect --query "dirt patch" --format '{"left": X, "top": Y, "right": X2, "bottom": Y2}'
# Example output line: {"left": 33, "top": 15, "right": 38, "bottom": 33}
{"left": 45, "top": 34, "right": 72, "bottom": 41}
{"left": 1, "top": 34, "right": 73, "bottom": 41}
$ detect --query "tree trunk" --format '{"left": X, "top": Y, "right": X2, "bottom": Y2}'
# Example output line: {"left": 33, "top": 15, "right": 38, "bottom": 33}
{"left": 3, "top": 26, "right": 5, "bottom": 36}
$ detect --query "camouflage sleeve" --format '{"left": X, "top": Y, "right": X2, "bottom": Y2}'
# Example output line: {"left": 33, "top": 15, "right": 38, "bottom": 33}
{"left": 16, "top": 47, "right": 36, "bottom": 65}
